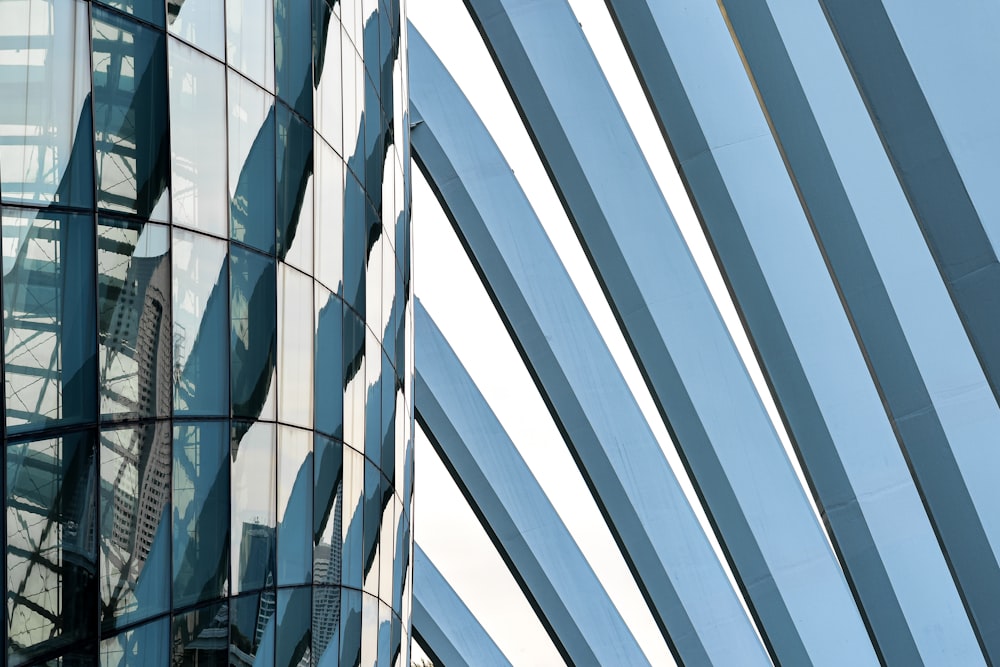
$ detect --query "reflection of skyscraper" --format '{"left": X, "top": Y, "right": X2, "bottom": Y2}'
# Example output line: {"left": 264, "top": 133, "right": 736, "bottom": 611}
{"left": 313, "top": 487, "right": 343, "bottom": 652}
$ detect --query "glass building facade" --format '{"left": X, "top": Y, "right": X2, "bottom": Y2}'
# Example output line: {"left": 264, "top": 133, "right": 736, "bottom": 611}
{"left": 0, "top": 0, "right": 414, "bottom": 665}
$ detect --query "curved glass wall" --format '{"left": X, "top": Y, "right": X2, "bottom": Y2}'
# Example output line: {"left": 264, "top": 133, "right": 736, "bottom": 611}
{"left": 1, "top": 0, "right": 413, "bottom": 665}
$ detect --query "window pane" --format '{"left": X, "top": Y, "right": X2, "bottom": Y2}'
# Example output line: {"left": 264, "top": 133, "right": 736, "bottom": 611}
{"left": 313, "top": 433, "right": 342, "bottom": 586}
{"left": 276, "top": 103, "right": 314, "bottom": 271}
{"left": 312, "top": 583, "right": 340, "bottom": 666}
{"left": 362, "top": 458, "right": 380, "bottom": 595}
{"left": 314, "top": 285, "right": 343, "bottom": 439}
{"left": 364, "top": 329, "right": 380, "bottom": 465}
{"left": 3, "top": 209, "right": 96, "bottom": 432}
{"left": 339, "top": 588, "right": 362, "bottom": 667}
{"left": 98, "top": 220, "right": 171, "bottom": 420}
{"left": 172, "top": 229, "right": 228, "bottom": 416}
{"left": 343, "top": 171, "right": 366, "bottom": 316}
{"left": 173, "top": 421, "right": 229, "bottom": 608}
{"left": 276, "top": 587, "right": 312, "bottom": 667}
{"left": 172, "top": 601, "right": 229, "bottom": 666}
{"left": 315, "top": 139, "right": 344, "bottom": 293}
{"left": 230, "top": 592, "right": 276, "bottom": 665}
{"left": 100, "top": 617, "right": 170, "bottom": 667}
{"left": 342, "top": 445, "right": 363, "bottom": 589}
{"left": 94, "top": 0, "right": 164, "bottom": 27}
{"left": 277, "top": 426, "right": 312, "bottom": 586}
{"left": 229, "top": 72, "right": 277, "bottom": 254}
{"left": 227, "top": 0, "right": 274, "bottom": 90}
{"left": 279, "top": 264, "right": 314, "bottom": 427}
{"left": 274, "top": 0, "right": 312, "bottom": 121}
{"left": 6, "top": 431, "right": 98, "bottom": 663}
{"left": 343, "top": 308, "right": 366, "bottom": 451}
{"left": 99, "top": 422, "right": 171, "bottom": 631}
{"left": 167, "top": 0, "right": 225, "bottom": 59}
{"left": 0, "top": 0, "right": 94, "bottom": 207}
{"left": 169, "top": 39, "right": 228, "bottom": 237}
{"left": 230, "top": 245, "right": 277, "bottom": 419}
{"left": 231, "top": 420, "right": 276, "bottom": 594}
{"left": 314, "top": 2, "right": 343, "bottom": 155}
{"left": 92, "top": 7, "right": 169, "bottom": 220}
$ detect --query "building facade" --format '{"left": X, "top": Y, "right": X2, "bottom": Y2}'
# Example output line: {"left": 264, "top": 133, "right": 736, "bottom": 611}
{"left": 1, "top": 0, "right": 413, "bottom": 665}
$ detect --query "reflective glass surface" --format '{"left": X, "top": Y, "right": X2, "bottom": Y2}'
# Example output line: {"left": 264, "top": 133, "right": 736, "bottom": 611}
{"left": 100, "top": 617, "right": 169, "bottom": 667}
{"left": 315, "top": 139, "right": 345, "bottom": 293}
{"left": 172, "top": 601, "right": 228, "bottom": 666}
{"left": 227, "top": 0, "right": 275, "bottom": 90}
{"left": 341, "top": 446, "right": 364, "bottom": 589}
{"left": 313, "top": 433, "right": 342, "bottom": 586}
{"left": 314, "top": 0, "right": 343, "bottom": 155}
{"left": 169, "top": 39, "right": 228, "bottom": 238}
{"left": 340, "top": 588, "right": 363, "bottom": 667}
{"left": 92, "top": 8, "right": 170, "bottom": 220}
{"left": 274, "top": 0, "right": 312, "bottom": 121}
{"left": 278, "top": 265, "right": 314, "bottom": 427}
{"left": 315, "top": 285, "right": 344, "bottom": 439}
{"left": 231, "top": 592, "right": 276, "bottom": 665}
{"left": 173, "top": 229, "right": 229, "bottom": 416}
{"left": 230, "top": 246, "right": 277, "bottom": 420}
{"left": 173, "top": 421, "right": 229, "bottom": 608}
{"left": 276, "top": 102, "right": 315, "bottom": 271}
{"left": 168, "top": 0, "right": 225, "bottom": 59}
{"left": 278, "top": 427, "right": 313, "bottom": 586}
{"left": 6, "top": 431, "right": 98, "bottom": 663}
{"left": 0, "top": 0, "right": 93, "bottom": 208}
{"left": 277, "top": 587, "right": 312, "bottom": 667}
{"left": 4, "top": 209, "right": 96, "bottom": 432}
{"left": 229, "top": 72, "right": 277, "bottom": 254}
{"left": 99, "top": 422, "right": 171, "bottom": 630}
{"left": 231, "top": 420, "right": 276, "bottom": 594}
{"left": 98, "top": 219, "right": 172, "bottom": 420}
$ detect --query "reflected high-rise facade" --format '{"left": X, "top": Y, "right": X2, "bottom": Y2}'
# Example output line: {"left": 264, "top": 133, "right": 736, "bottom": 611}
{"left": 1, "top": 0, "right": 414, "bottom": 665}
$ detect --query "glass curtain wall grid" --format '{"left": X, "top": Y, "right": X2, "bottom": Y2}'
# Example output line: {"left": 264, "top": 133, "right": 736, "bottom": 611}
{"left": 407, "top": 0, "right": 1000, "bottom": 665}
{"left": 0, "top": 0, "right": 413, "bottom": 666}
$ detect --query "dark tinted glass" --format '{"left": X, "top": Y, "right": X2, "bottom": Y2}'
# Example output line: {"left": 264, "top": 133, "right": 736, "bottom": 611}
{"left": 230, "top": 592, "right": 275, "bottom": 664}
{"left": 343, "top": 172, "right": 366, "bottom": 316}
{"left": 98, "top": 219, "right": 172, "bottom": 420}
{"left": 362, "top": 458, "right": 380, "bottom": 594}
{"left": 4, "top": 209, "right": 96, "bottom": 433}
{"left": 343, "top": 308, "right": 366, "bottom": 451}
{"left": 341, "top": 445, "right": 363, "bottom": 589}
{"left": 277, "top": 587, "right": 312, "bottom": 667}
{"left": 274, "top": 0, "right": 312, "bottom": 121}
{"left": 99, "top": 422, "right": 171, "bottom": 631}
{"left": 173, "top": 421, "right": 230, "bottom": 607}
{"left": 6, "top": 430, "right": 98, "bottom": 663}
{"left": 92, "top": 8, "right": 169, "bottom": 220}
{"left": 230, "top": 246, "right": 277, "bottom": 420}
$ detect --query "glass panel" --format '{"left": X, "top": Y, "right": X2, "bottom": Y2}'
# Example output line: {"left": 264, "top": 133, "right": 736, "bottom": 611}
{"left": 6, "top": 431, "right": 98, "bottom": 663}
{"left": 343, "top": 308, "right": 366, "bottom": 451}
{"left": 173, "top": 421, "right": 229, "bottom": 608}
{"left": 343, "top": 172, "right": 366, "bottom": 316}
{"left": 98, "top": 219, "right": 171, "bottom": 420}
{"left": 92, "top": 7, "right": 169, "bottom": 220}
{"left": 230, "top": 592, "right": 276, "bottom": 665}
{"left": 362, "top": 459, "right": 379, "bottom": 595}
{"left": 339, "top": 588, "right": 362, "bottom": 667}
{"left": 3, "top": 209, "right": 96, "bottom": 433}
{"left": 100, "top": 617, "right": 170, "bottom": 667}
{"left": 313, "top": 433, "right": 342, "bottom": 586}
{"left": 341, "top": 25, "right": 359, "bottom": 160}
{"left": 276, "top": 103, "right": 314, "bottom": 271}
{"left": 391, "top": 496, "right": 404, "bottom": 615}
{"left": 231, "top": 420, "right": 276, "bottom": 594}
{"left": 274, "top": 0, "right": 312, "bottom": 121}
{"left": 172, "top": 601, "right": 229, "bottom": 666}
{"left": 169, "top": 39, "right": 228, "bottom": 238}
{"left": 313, "top": 584, "right": 341, "bottom": 667}
{"left": 99, "top": 422, "right": 171, "bottom": 631}
{"left": 228, "top": 72, "right": 277, "bottom": 255}
{"left": 277, "top": 587, "right": 312, "bottom": 667}
{"left": 364, "top": 329, "right": 380, "bottom": 465}
{"left": 167, "top": 0, "right": 225, "bottom": 59}
{"left": 226, "top": 0, "right": 274, "bottom": 90}
{"left": 315, "top": 140, "right": 344, "bottom": 293}
{"left": 172, "top": 229, "right": 228, "bottom": 416}
{"left": 230, "top": 245, "right": 277, "bottom": 420}
{"left": 277, "top": 427, "right": 312, "bottom": 585}
{"left": 314, "top": 285, "right": 343, "bottom": 439}
{"left": 314, "top": 0, "right": 343, "bottom": 155}
{"left": 361, "top": 593, "right": 377, "bottom": 667}
{"left": 378, "top": 488, "right": 393, "bottom": 604}
{"left": 376, "top": 601, "right": 392, "bottom": 667}
{"left": 364, "top": 77, "right": 382, "bottom": 204}
{"left": 380, "top": 350, "right": 394, "bottom": 482}
{"left": 279, "top": 264, "right": 314, "bottom": 427}
{"left": 0, "top": 0, "right": 94, "bottom": 207}
{"left": 341, "top": 445, "right": 363, "bottom": 589}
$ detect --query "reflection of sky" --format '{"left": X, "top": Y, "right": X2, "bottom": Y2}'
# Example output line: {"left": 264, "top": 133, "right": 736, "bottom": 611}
{"left": 172, "top": 231, "right": 225, "bottom": 367}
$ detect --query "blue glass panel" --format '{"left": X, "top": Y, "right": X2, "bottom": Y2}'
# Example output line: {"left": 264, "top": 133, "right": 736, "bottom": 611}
{"left": 228, "top": 72, "right": 277, "bottom": 255}
{"left": 276, "top": 102, "right": 314, "bottom": 267}
{"left": 313, "top": 433, "right": 342, "bottom": 585}
{"left": 343, "top": 171, "right": 366, "bottom": 317}
{"left": 278, "top": 427, "right": 313, "bottom": 586}
{"left": 274, "top": 0, "right": 312, "bottom": 121}
{"left": 100, "top": 617, "right": 170, "bottom": 667}
{"left": 172, "top": 229, "right": 228, "bottom": 417}
{"left": 340, "top": 588, "right": 363, "bottom": 667}
{"left": 341, "top": 445, "right": 364, "bottom": 589}
{"left": 173, "top": 421, "right": 229, "bottom": 608}
{"left": 343, "top": 308, "right": 366, "bottom": 451}
{"left": 230, "top": 246, "right": 277, "bottom": 420}
{"left": 313, "top": 585, "right": 341, "bottom": 667}
{"left": 277, "top": 587, "right": 312, "bottom": 667}
{"left": 6, "top": 430, "right": 98, "bottom": 664}
{"left": 99, "top": 422, "right": 171, "bottom": 631}
{"left": 278, "top": 265, "right": 314, "bottom": 427}
{"left": 364, "top": 329, "right": 380, "bottom": 466}
{"left": 315, "top": 285, "right": 344, "bottom": 439}
{"left": 3, "top": 209, "right": 96, "bottom": 433}
{"left": 231, "top": 420, "right": 276, "bottom": 594}
{"left": 1, "top": 0, "right": 94, "bottom": 208}
{"left": 92, "top": 7, "right": 169, "bottom": 220}
{"left": 98, "top": 219, "right": 171, "bottom": 420}
{"left": 230, "top": 591, "right": 276, "bottom": 665}
{"left": 95, "top": 0, "right": 165, "bottom": 28}
{"left": 362, "top": 459, "right": 380, "bottom": 595}
{"left": 172, "top": 601, "right": 229, "bottom": 665}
